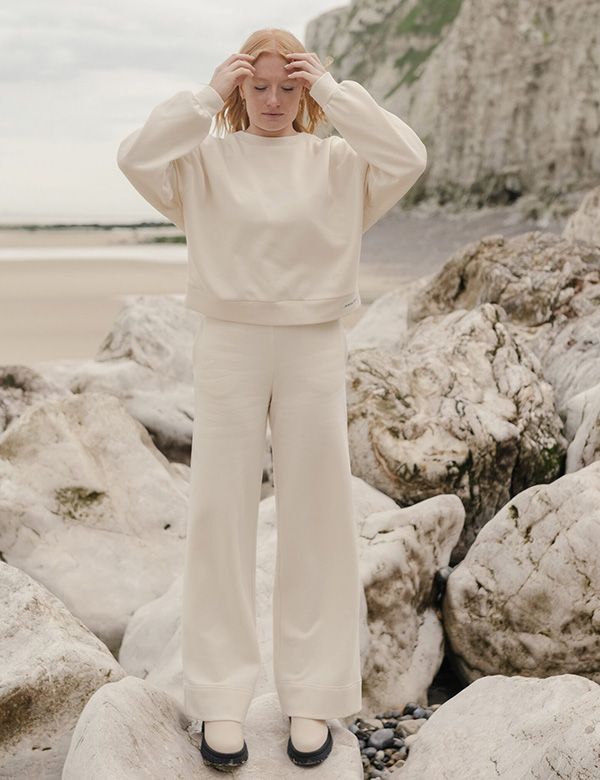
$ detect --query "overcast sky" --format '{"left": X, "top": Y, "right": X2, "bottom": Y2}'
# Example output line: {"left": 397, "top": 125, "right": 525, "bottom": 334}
{"left": 1, "top": 0, "right": 344, "bottom": 224}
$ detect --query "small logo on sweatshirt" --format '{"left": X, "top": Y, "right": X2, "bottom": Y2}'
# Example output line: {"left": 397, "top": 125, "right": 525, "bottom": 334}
{"left": 343, "top": 296, "right": 358, "bottom": 308}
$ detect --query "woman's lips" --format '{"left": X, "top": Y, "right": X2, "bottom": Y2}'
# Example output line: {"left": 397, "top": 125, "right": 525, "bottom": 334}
{"left": 264, "top": 113, "right": 282, "bottom": 116}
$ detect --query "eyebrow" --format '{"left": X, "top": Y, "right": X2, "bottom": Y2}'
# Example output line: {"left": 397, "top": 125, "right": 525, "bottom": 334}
{"left": 252, "top": 78, "right": 290, "bottom": 83}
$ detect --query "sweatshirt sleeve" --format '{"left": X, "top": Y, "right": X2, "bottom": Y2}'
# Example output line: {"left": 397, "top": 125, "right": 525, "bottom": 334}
{"left": 308, "top": 71, "right": 427, "bottom": 234}
{"left": 116, "top": 85, "right": 225, "bottom": 232}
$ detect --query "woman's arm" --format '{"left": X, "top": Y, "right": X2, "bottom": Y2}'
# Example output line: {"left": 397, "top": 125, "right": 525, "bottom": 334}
{"left": 308, "top": 71, "right": 427, "bottom": 234}
{"left": 116, "top": 85, "right": 224, "bottom": 231}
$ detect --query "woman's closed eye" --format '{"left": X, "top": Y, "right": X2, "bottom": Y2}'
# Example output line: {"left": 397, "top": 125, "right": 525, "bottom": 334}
{"left": 254, "top": 87, "right": 295, "bottom": 91}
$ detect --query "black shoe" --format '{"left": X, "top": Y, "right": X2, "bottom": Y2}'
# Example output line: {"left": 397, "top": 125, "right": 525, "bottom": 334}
{"left": 200, "top": 720, "right": 249, "bottom": 769}
{"left": 287, "top": 716, "right": 333, "bottom": 766}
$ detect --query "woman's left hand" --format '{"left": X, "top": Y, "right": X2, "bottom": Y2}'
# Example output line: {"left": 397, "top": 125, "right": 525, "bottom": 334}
{"left": 284, "top": 53, "right": 327, "bottom": 90}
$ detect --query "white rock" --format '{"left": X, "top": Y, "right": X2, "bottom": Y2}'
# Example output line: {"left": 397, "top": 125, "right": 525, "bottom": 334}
{"left": 394, "top": 674, "right": 600, "bottom": 780}
{"left": 0, "top": 364, "right": 71, "bottom": 434}
{"left": 35, "top": 355, "right": 197, "bottom": 464}
{"left": 34, "top": 294, "right": 202, "bottom": 464}
{"left": 94, "top": 293, "right": 200, "bottom": 379}
{"left": 563, "top": 186, "right": 600, "bottom": 248}
{"left": 563, "top": 382, "right": 600, "bottom": 472}
{"left": 347, "top": 302, "right": 566, "bottom": 561}
{"left": 443, "top": 460, "right": 600, "bottom": 683}
{"left": 0, "top": 392, "right": 188, "bottom": 654}
{"left": 358, "top": 490, "right": 464, "bottom": 712}
{"left": 345, "top": 274, "right": 436, "bottom": 353}
{"left": 536, "top": 306, "right": 600, "bottom": 409}
{"left": 118, "top": 573, "right": 184, "bottom": 703}
{"left": 62, "top": 679, "right": 363, "bottom": 779}
{"left": 0, "top": 562, "right": 125, "bottom": 780}
{"left": 406, "top": 231, "right": 600, "bottom": 330}
{"left": 400, "top": 229, "right": 600, "bottom": 409}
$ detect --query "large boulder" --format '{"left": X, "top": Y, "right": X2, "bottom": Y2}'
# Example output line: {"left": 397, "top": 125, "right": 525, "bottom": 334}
{"left": 563, "top": 185, "right": 600, "bottom": 248}
{"left": 562, "top": 382, "right": 600, "bottom": 472}
{"left": 0, "top": 562, "right": 125, "bottom": 780}
{"left": 357, "top": 489, "right": 464, "bottom": 712}
{"left": 394, "top": 674, "right": 600, "bottom": 780}
{"left": 34, "top": 294, "right": 202, "bottom": 464}
{"left": 345, "top": 274, "right": 436, "bottom": 353}
{"left": 61, "top": 676, "right": 205, "bottom": 780}
{"left": 0, "top": 364, "right": 70, "bottom": 435}
{"left": 346, "top": 302, "right": 566, "bottom": 561}
{"left": 0, "top": 391, "right": 188, "bottom": 654}
{"left": 536, "top": 306, "right": 600, "bottom": 409}
{"left": 403, "top": 230, "right": 600, "bottom": 409}
{"left": 94, "top": 293, "right": 200, "bottom": 375}
{"left": 62, "top": 679, "right": 362, "bottom": 779}
{"left": 443, "top": 460, "right": 600, "bottom": 684}
{"left": 407, "top": 231, "right": 600, "bottom": 330}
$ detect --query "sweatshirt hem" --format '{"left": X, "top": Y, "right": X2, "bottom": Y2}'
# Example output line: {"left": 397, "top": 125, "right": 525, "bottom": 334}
{"left": 184, "top": 283, "right": 361, "bottom": 325}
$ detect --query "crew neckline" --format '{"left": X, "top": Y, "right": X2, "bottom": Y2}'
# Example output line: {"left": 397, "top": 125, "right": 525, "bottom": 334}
{"left": 233, "top": 130, "right": 311, "bottom": 144}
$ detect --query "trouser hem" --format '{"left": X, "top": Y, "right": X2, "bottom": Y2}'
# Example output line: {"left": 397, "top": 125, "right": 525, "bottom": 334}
{"left": 276, "top": 679, "right": 363, "bottom": 719}
{"left": 183, "top": 683, "right": 255, "bottom": 722}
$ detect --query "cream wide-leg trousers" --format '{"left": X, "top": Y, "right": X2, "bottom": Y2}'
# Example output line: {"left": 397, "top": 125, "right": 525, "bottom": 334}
{"left": 181, "top": 314, "right": 362, "bottom": 723}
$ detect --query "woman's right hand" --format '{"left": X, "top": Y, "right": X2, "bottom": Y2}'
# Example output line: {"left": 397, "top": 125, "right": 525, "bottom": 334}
{"left": 209, "top": 53, "right": 256, "bottom": 102}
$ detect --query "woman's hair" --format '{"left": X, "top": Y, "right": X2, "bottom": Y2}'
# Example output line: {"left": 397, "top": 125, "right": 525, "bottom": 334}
{"left": 212, "top": 28, "right": 335, "bottom": 138}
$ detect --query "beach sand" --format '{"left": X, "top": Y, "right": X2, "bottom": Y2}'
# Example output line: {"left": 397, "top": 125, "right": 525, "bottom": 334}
{"left": 0, "top": 256, "right": 406, "bottom": 364}
{"left": 0, "top": 205, "right": 562, "bottom": 365}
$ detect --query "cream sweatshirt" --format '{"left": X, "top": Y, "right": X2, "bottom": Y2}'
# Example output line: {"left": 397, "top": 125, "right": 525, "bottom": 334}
{"left": 117, "top": 70, "right": 427, "bottom": 325}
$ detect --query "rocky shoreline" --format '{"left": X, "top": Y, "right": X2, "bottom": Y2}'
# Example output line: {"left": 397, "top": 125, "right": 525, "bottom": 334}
{"left": 2, "top": 187, "right": 600, "bottom": 778}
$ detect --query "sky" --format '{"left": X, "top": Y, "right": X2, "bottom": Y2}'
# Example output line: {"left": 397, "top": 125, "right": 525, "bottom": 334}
{"left": 0, "top": 0, "right": 345, "bottom": 224}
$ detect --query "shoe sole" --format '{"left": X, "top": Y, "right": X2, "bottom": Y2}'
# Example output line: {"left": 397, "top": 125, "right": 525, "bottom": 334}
{"left": 287, "top": 716, "right": 333, "bottom": 766}
{"left": 200, "top": 721, "right": 249, "bottom": 769}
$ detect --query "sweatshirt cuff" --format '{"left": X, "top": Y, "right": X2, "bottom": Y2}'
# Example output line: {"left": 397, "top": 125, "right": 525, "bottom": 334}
{"left": 192, "top": 84, "right": 225, "bottom": 116}
{"left": 309, "top": 71, "right": 339, "bottom": 107}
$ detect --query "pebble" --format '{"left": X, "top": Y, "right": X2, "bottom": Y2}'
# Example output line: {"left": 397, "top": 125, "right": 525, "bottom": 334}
{"left": 402, "top": 702, "right": 420, "bottom": 715}
{"left": 353, "top": 702, "right": 436, "bottom": 778}
{"left": 398, "top": 718, "right": 427, "bottom": 735}
{"left": 368, "top": 728, "right": 396, "bottom": 750}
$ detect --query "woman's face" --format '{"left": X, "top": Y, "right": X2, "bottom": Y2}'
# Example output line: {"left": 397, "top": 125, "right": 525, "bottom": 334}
{"left": 239, "top": 52, "right": 305, "bottom": 137}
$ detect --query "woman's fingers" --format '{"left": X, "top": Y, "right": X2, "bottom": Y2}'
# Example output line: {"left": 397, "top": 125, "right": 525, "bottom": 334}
{"left": 284, "top": 52, "right": 326, "bottom": 88}
{"left": 210, "top": 54, "right": 255, "bottom": 101}
{"left": 284, "top": 53, "right": 324, "bottom": 73}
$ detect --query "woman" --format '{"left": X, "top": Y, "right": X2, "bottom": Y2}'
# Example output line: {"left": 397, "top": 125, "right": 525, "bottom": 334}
{"left": 117, "top": 27, "right": 427, "bottom": 770}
